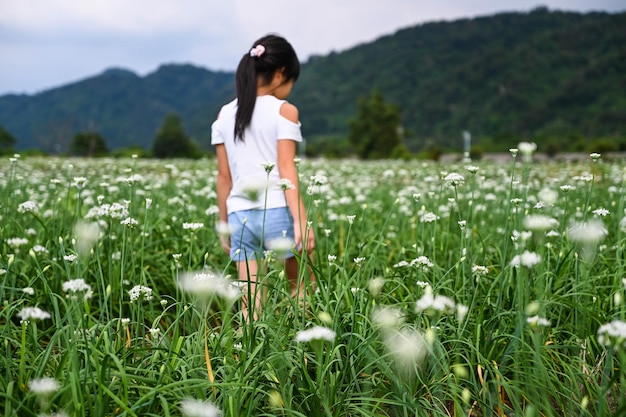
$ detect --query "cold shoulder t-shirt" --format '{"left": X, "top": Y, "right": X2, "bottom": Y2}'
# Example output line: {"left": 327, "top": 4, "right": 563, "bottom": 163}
{"left": 211, "top": 95, "right": 303, "bottom": 214}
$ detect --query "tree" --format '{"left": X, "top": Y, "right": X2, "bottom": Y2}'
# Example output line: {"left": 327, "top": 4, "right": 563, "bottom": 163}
{"left": 348, "top": 90, "right": 403, "bottom": 159}
{"left": 0, "top": 126, "right": 17, "bottom": 155}
{"left": 70, "top": 131, "right": 109, "bottom": 157}
{"left": 152, "top": 113, "right": 200, "bottom": 159}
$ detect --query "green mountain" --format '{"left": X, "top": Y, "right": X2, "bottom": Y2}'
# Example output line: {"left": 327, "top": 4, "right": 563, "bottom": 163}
{"left": 1, "top": 8, "right": 625, "bottom": 153}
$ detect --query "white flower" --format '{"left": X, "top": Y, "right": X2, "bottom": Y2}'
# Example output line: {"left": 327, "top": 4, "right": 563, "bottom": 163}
{"left": 347, "top": 214, "right": 356, "bottom": 224}
{"left": 444, "top": 172, "right": 465, "bottom": 187}
{"left": 592, "top": 208, "right": 610, "bottom": 217}
{"left": 368, "top": 277, "right": 385, "bottom": 297}
{"left": 266, "top": 237, "right": 294, "bottom": 258}
{"left": 63, "top": 254, "right": 78, "bottom": 262}
{"left": 17, "top": 306, "right": 51, "bottom": 322}
{"left": 372, "top": 306, "right": 405, "bottom": 328}
{"left": 465, "top": 165, "right": 479, "bottom": 174}
{"left": 7, "top": 237, "right": 28, "bottom": 247}
{"left": 73, "top": 221, "right": 101, "bottom": 257}
{"left": 178, "top": 270, "right": 240, "bottom": 302}
{"left": 510, "top": 251, "right": 541, "bottom": 268}
{"left": 420, "top": 212, "right": 439, "bottom": 223}
{"left": 29, "top": 377, "right": 60, "bottom": 396}
{"left": 382, "top": 327, "right": 429, "bottom": 374}
{"left": 415, "top": 287, "right": 456, "bottom": 315}
{"left": 410, "top": 256, "right": 434, "bottom": 269}
{"left": 183, "top": 222, "right": 204, "bottom": 230}
{"left": 277, "top": 178, "right": 295, "bottom": 190}
{"left": 567, "top": 219, "right": 608, "bottom": 244}
{"left": 31, "top": 245, "right": 49, "bottom": 254}
{"left": 523, "top": 215, "right": 557, "bottom": 231}
{"left": 260, "top": 162, "right": 275, "bottom": 173}
{"left": 527, "top": 315, "right": 551, "bottom": 328}
{"left": 63, "top": 278, "right": 93, "bottom": 299}
{"left": 517, "top": 142, "right": 537, "bottom": 156}
{"left": 354, "top": 257, "right": 366, "bottom": 266}
{"left": 327, "top": 254, "right": 337, "bottom": 263}
{"left": 72, "top": 176, "right": 88, "bottom": 188}
{"left": 295, "top": 326, "right": 336, "bottom": 343}
{"left": 180, "top": 398, "right": 222, "bottom": 417}
{"left": 559, "top": 185, "right": 576, "bottom": 192}
{"left": 120, "top": 217, "right": 138, "bottom": 228}
{"left": 597, "top": 320, "right": 626, "bottom": 349}
{"left": 23, "top": 287, "right": 35, "bottom": 295}
{"left": 18, "top": 200, "right": 39, "bottom": 214}
{"left": 129, "top": 285, "right": 153, "bottom": 302}
{"left": 472, "top": 265, "right": 489, "bottom": 275}
{"left": 589, "top": 152, "right": 601, "bottom": 161}
{"left": 538, "top": 187, "right": 558, "bottom": 205}
{"left": 310, "top": 174, "right": 328, "bottom": 186}
{"left": 456, "top": 304, "right": 469, "bottom": 322}
{"left": 240, "top": 178, "right": 267, "bottom": 201}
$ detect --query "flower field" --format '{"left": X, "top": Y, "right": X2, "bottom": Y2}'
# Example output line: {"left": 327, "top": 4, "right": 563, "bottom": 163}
{"left": 1, "top": 150, "right": 625, "bottom": 416}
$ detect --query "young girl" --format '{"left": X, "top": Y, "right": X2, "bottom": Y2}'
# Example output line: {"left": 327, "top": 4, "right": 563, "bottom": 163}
{"left": 211, "top": 34, "right": 315, "bottom": 321}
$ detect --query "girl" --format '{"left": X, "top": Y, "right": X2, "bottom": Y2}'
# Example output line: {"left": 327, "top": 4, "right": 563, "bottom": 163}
{"left": 211, "top": 34, "right": 315, "bottom": 321}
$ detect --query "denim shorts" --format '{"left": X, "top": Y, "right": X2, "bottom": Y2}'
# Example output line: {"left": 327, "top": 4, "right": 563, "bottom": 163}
{"left": 228, "top": 208, "right": 295, "bottom": 262}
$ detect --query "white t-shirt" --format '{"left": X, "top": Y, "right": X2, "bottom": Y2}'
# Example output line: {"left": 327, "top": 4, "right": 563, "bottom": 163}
{"left": 211, "top": 95, "right": 303, "bottom": 214}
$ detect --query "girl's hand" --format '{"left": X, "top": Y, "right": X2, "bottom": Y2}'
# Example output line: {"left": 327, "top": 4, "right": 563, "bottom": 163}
{"left": 294, "top": 222, "right": 315, "bottom": 253}
{"left": 219, "top": 235, "right": 231, "bottom": 254}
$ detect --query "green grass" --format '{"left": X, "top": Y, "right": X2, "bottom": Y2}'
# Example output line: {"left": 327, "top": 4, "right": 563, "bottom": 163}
{"left": 1, "top": 152, "right": 625, "bottom": 416}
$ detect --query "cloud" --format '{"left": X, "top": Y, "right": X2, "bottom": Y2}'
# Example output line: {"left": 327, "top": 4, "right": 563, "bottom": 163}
{"left": 0, "top": 0, "right": 624, "bottom": 94}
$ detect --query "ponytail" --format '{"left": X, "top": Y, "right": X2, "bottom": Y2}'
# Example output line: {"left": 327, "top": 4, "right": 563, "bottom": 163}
{"left": 234, "top": 34, "right": 300, "bottom": 141}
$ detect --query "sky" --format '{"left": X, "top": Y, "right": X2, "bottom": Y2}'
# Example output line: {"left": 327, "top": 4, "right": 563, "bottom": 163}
{"left": 1, "top": 0, "right": 624, "bottom": 96}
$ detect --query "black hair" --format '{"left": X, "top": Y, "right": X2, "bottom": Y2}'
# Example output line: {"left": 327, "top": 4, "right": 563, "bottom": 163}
{"left": 234, "top": 34, "right": 300, "bottom": 141}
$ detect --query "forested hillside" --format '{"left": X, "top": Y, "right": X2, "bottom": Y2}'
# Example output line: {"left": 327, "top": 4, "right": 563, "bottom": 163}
{"left": 0, "top": 7, "right": 624, "bottom": 153}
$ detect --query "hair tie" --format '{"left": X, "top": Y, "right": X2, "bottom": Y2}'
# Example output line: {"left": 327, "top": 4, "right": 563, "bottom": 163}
{"left": 249, "top": 44, "right": 266, "bottom": 58}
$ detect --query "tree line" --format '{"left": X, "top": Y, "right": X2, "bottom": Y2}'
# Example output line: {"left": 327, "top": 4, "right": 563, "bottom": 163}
{"left": 2, "top": 89, "right": 624, "bottom": 160}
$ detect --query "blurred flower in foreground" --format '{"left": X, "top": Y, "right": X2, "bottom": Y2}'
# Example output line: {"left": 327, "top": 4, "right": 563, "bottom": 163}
{"left": 382, "top": 327, "right": 429, "bottom": 378}
{"left": 295, "top": 326, "right": 336, "bottom": 343}
{"left": 415, "top": 285, "right": 455, "bottom": 315}
{"left": 566, "top": 219, "right": 608, "bottom": 261}
{"left": 526, "top": 315, "right": 551, "bottom": 328}
{"left": 372, "top": 306, "right": 405, "bottom": 329}
{"left": 510, "top": 250, "right": 541, "bottom": 268}
{"left": 518, "top": 142, "right": 537, "bottom": 161}
{"left": 523, "top": 215, "right": 558, "bottom": 232}
{"left": 178, "top": 270, "right": 240, "bottom": 303}
{"left": 180, "top": 398, "right": 222, "bottom": 417}
{"left": 266, "top": 237, "right": 295, "bottom": 259}
{"left": 240, "top": 178, "right": 267, "bottom": 201}
{"left": 368, "top": 277, "right": 385, "bottom": 298}
{"left": 73, "top": 221, "right": 100, "bottom": 257}
{"left": 597, "top": 319, "right": 626, "bottom": 349}
{"left": 29, "top": 377, "right": 60, "bottom": 396}
{"left": 17, "top": 306, "right": 51, "bottom": 322}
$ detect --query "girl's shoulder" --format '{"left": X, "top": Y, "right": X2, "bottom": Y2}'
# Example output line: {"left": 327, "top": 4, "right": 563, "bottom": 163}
{"left": 279, "top": 101, "right": 298, "bottom": 123}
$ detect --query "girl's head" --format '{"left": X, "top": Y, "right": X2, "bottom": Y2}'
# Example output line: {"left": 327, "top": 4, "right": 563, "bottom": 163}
{"left": 234, "top": 34, "right": 300, "bottom": 141}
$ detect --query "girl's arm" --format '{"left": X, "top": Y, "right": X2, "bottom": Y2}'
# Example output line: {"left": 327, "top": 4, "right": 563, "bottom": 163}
{"left": 277, "top": 103, "right": 315, "bottom": 253}
{"left": 215, "top": 144, "right": 232, "bottom": 253}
